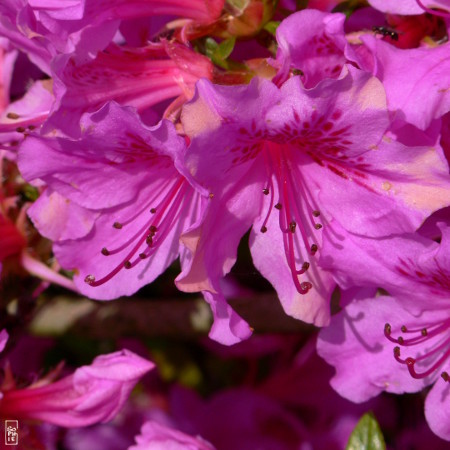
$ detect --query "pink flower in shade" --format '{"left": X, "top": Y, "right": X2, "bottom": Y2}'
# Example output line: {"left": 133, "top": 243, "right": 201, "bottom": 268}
{"left": 317, "top": 224, "right": 450, "bottom": 440}
{"left": 0, "top": 329, "right": 8, "bottom": 353}
{"left": 49, "top": 0, "right": 226, "bottom": 26}
{"left": 18, "top": 101, "right": 208, "bottom": 301}
{"left": 177, "top": 66, "right": 450, "bottom": 331}
{"left": 0, "top": 210, "right": 26, "bottom": 263}
{"left": 46, "top": 40, "right": 213, "bottom": 136}
{"left": 130, "top": 421, "right": 215, "bottom": 450}
{"left": 0, "top": 349, "right": 154, "bottom": 428}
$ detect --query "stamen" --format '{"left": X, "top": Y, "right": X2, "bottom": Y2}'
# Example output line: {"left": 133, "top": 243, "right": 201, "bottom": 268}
{"left": 84, "top": 274, "right": 96, "bottom": 285}
{"left": 85, "top": 177, "right": 190, "bottom": 287}
{"left": 6, "top": 112, "right": 20, "bottom": 119}
{"left": 386, "top": 319, "right": 450, "bottom": 381}
{"left": 275, "top": 203, "right": 282, "bottom": 210}
{"left": 260, "top": 226, "right": 267, "bottom": 233}
{"left": 310, "top": 244, "right": 318, "bottom": 255}
{"left": 150, "top": 208, "right": 156, "bottom": 214}
{"left": 314, "top": 223, "right": 322, "bottom": 230}
{"left": 312, "top": 210, "right": 320, "bottom": 217}
{"left": 263, "top": 188, "right": 269, "bottom": 195}
{"left": 289, "top": 221, "right": 296, "bottom": 233}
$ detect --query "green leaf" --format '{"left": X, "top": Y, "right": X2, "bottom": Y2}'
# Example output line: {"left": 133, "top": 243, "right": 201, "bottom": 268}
{"left": 263, "top": 20, "right": 279, "bottom": 35}
{"left": 346, "top": 412, "right": 386, "bottom": 450}
{"left": 205, "top": 37, "right": 237, "bottom": 69}
{"left": 217, "top": 37, "right": 236, "bottom": 60}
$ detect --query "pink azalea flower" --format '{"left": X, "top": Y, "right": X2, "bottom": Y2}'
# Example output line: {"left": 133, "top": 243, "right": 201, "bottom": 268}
{"left": 0, "top": 79, "right": 54, "bottom": 155}
{"left": 271, "top": 10, "right": 450, "bottom": 131}
{"left": 0, "top": 349, "right": 154, "bottom": 427}
{"left": 130, "top": 421, "right": 215, "bottom": 450}
{"left": 18, "top": 101, "right": 207, "bottom": 300}
{"left": 177, "top": 66, "right": 450, "bottom": 329}
{"left": 317, "top": 224, "right": 450, "bottom": 440}
{"left": 47, "top": 40, "right": 213, "bottom": 136}
{"left": 272, "top": 9, "right": 348, "bottom": 88}
{"left": 368, "top": 0, "right": 425, "bottom": 15}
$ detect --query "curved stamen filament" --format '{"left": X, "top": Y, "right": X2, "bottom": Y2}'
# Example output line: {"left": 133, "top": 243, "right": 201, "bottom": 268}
{"left": 85, "top": 177, "right": 188, "bottom": 286}
{"left": 395, "top": 344, "right": 450, "bottom": 380}
{"left": 104, "top": 178, "right": 174, "bottom": 256}
{"left": 386, "top": 320, "right": 450, "bottom": 380}
{"left": 263, "top": 146, "right": 314, "bottom": 294}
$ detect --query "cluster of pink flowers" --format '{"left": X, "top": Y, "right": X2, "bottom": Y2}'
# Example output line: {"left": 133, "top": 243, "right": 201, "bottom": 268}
{"left": 1, "top": 0, "right": 449, "bottom": 447}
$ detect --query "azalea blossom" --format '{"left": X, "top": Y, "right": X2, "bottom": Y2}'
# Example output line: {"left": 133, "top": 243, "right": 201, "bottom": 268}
{"left": 177, "top": 66, "right": 450, "bottom": 329}
{"left": 129, "top": 421, "right": 215, "bottom": 450}
{"left": 19, "top": 101, "right": 208, "bottom": 300}
{"left": 317, "top": 223, "right": 450, "bottom": 440}
{"left": 47, "top": 40, "right": 213, "bottom": 136}
{"left": 0, "top": 348, "right": 154, "bottom": 427}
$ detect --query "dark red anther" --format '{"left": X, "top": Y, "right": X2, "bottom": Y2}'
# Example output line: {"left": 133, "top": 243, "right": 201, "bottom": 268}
{"left": 300, "top": 281, "right": 313, "bottom": 291}
{"left": 384, "top": 323, "right": 392, "bottom": 335}
{"left": 289, "top": 221, "right": 296, "bottom": 233}
{"left": 149, "top": 225, "right": 157, "bottom": 233}
{"left": 139, "top": 253, "right": 147, "bottom": 259}
{"left": 310, "top": 244, "right": 318, "bottom": 254}
{"left": 150, "top": 208, "right": 156, "bottom": 214}
{"left": 314, "top": 223, "right": 322, "bottom": 230}
{"left": 421, "top": 328, "right": 428, "bottom": 336}
{"left": 263, "top": 188, "right": 269, "bottom": 195}
{"left": 394, "top": 346, "right": 401, "bottom": 357}
{"left": 275, "top": 203, "right": 282, "bottom": 210}
{"left": 16, "top": 126, "right": 26, "bottom": 133}
{"left": 312, "top": 210, "right": 320, "bottom": 217}
{"left": 113, "top": 222, "right": 123, "bottom": 229}
{"left": 124, "top": 261, "right": 132, "bottom": 269}
{"left": 401, "top": 325, "right": 407, "bottom": 332}
{"left": 146, "top": 235, "right": 153, "bottom": 246}
{"left": 398, "top": 336, "right": 404, "bottom": 345}
{"left": 405, "top": 357, "right": 415, "bottom": 367}
{"left": 84, "top": 274, "right": 96, "bottom": 285}
{"left": 442, "top": 372, "right": 449, "bottom": 382}
{"left": 302, "top": 262, "right": 310, "bottom": 271}
{"left": 260, "top": 226, "right": 267, "bottom": 233}
{"left": 6, "top": 112, "right": 19, "bottom": 119}
{"left": 101, "top": 247, "right": 110, "bottom": 256}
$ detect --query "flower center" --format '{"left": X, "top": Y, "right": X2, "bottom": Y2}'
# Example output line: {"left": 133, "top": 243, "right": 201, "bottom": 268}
{"left": 259, "top": 143, "right": 323, "bottom": 295}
